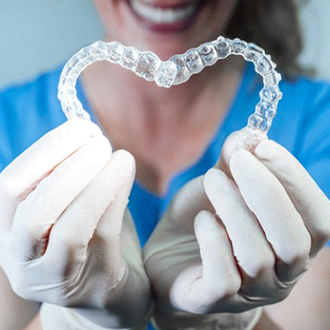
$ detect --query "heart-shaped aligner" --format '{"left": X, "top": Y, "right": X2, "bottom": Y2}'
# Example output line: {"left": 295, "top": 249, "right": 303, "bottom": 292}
{"left": 58, "top": 37, "right": 282, "bottom": 134}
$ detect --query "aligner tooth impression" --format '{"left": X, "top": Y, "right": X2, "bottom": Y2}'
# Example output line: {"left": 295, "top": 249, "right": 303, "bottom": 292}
{"left": 58, "top": 37, "right": 282, "bottom": 139}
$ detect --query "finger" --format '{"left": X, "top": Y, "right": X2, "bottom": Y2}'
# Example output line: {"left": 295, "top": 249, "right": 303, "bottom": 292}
{"left": 93, "top": 150, "right": 136, "bottom": 278}
{"left": 170, "top": 210, "right": 240, "bottom": 314}
{"left": 230, "top": 149, "right": 311, "bottom": 282}
{"left": 0, "top": 118, "right": 102, "bottom": 232}
{"left": 204, "top": 168, "right": 276, "bottom": 293}
{"left": 95, "top": 150, "right": 136, "bottom": 238}
{"left": 45, "top": 150, "right": 135, "bottom": 277}
{"left": 195, "top": 210, "right": 241, "bottom": 290}
{"left": 255, "top": 140, "right": 330, "bottom": 256}
{"left": 8, "top": 136, "right": 111, "bottom": 261}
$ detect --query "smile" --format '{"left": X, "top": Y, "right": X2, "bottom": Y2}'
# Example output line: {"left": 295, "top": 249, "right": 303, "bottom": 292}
{"left": 127, "top": 0, "right": 204, "bottom": 32}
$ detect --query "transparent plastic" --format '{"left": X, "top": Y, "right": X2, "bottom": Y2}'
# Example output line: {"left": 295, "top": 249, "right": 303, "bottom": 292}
{"left": 58, "top": 37, "right": 282, "bottom": 134}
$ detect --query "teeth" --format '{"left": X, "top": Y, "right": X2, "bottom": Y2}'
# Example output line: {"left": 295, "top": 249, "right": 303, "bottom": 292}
{"left": 130, "top": 1, "right": 196, "bottom": 24}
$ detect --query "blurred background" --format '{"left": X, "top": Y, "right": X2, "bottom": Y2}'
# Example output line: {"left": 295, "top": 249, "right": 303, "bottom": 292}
{"left": 0, "top": 0, "right": 329, "bottom": 89}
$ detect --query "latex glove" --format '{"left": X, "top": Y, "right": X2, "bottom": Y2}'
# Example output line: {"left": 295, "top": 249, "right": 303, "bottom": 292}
{"left": 144, "top": 129, "right": 330, "bottom": 329}
{"left": 0, "top": 119, "right": 151, "bottom": 329}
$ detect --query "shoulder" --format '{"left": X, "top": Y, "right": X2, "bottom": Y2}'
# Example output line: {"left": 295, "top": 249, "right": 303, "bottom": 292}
{"left": 269, "top": 75, "right": 330, "bottom": 147}
{"left": 0, "top": 66, "right": 67, "bottom": 170}
{"left": 0, "top": 66, "right": 61, "bottom": 100}
{"left": 268, "top": 75, "right": 330, "bottom": 199}
{"left": 280, "top": 75, "right": 330, "bottom": 112}
{"left": 0, "top": 66, "right": 64, "bottom": 120}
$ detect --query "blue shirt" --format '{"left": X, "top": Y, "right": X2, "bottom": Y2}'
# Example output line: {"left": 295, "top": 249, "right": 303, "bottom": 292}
{"left": 1, "top": 64, "right": 330, "bottom": 248}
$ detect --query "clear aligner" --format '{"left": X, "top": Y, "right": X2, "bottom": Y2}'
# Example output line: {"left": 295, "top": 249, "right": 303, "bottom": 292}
{"left": 58, "top": 37, "right": 282, "bottom": 133}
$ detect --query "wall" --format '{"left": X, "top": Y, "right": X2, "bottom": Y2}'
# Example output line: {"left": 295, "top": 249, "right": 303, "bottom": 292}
{"left": 0, "top": 0, "right": 103, "bottom": 89}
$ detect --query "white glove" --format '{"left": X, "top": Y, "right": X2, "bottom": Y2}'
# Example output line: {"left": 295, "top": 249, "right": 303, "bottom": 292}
{"left": 0, "top": 118, "right": 152, "bottom": 329}
{"left": 144, "top": 130, "right": 330, "bottom": 329}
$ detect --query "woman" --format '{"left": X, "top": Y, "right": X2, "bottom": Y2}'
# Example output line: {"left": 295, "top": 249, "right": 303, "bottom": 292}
{"left": 0, "top": 0, "right": 330, "bottom": 329}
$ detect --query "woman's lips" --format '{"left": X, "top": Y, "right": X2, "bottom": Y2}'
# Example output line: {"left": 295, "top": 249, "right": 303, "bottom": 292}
{"left": 126, "top": 0, "right": 204, "bottom": 33}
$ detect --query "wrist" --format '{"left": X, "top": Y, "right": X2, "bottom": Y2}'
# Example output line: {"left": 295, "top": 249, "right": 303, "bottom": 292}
{"left": 246, "top": 307, "right": 263, "bottom": 330}
{"left": 253, "top": 309, "right": 283, "bottom": 330}
{"left": 40, "top": 302, "right": 153, "bottom": 330}
{"left": 151, "top": 305, "right": 263, "bottom": 330}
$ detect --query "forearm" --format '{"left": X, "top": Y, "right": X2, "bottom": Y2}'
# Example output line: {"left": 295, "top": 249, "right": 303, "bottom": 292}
{"left": 24, "top": 312, "right": 42, "bottom": 330}
{"left": 0, "top": 267, "right": 40, "bottom": 330}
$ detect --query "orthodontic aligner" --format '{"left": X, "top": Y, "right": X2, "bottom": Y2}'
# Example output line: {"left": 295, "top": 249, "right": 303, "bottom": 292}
{"left": 58, "top": 37, "right": 282, "bottom": 134}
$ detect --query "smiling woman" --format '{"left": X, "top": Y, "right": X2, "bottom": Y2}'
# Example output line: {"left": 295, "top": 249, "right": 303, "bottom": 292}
{"left": 0, "top": 1, "right": 330, "bottom": 330}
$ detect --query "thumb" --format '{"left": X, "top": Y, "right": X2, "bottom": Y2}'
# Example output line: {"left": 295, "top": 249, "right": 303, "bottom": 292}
{"left": 169, "top": 210, "right": 241, "bottom": 314}
{"left": 217, "top": 128, "right": 267, "bottom": 177}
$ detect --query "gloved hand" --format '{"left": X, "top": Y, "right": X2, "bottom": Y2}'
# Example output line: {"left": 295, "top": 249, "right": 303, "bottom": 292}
{"left": 144, "top": 129, "right": 330, "bottom": 329}
{"left": 0, "top": 118, "right": 152, "bottom": 329}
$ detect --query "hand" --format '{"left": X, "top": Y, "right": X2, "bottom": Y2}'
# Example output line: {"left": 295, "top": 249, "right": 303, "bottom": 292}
{"left": 144, "top": 130, "right": 330, "bottom": 329}
{"left": 0, "top": 119, "right": 151, "bottom": 329}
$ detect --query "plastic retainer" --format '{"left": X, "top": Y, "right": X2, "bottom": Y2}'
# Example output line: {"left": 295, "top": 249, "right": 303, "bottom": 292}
{"left": 58, "top": 37, "right": 282, "bottom": 134}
